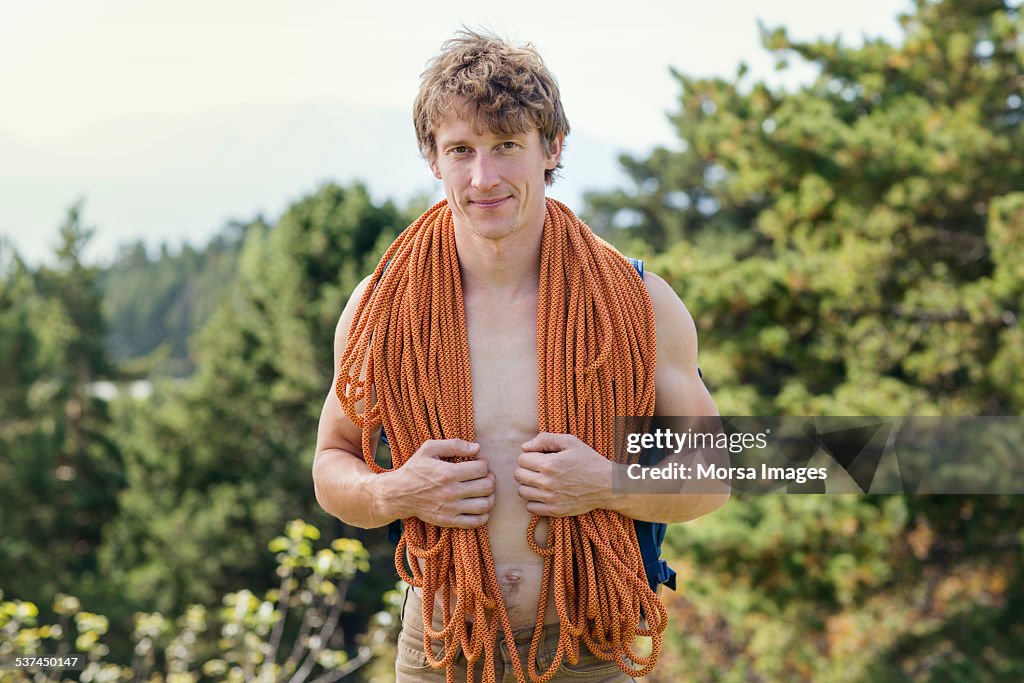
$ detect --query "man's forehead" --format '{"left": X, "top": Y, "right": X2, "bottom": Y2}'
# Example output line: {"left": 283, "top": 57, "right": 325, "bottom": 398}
{"left": 433, "top": 99, "right": 536, "bottom": 142}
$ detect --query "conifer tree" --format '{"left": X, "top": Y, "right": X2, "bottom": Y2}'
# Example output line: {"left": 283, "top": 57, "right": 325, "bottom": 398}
{"left": 0, "top": 204, "right": 122, "bottom": 607}
{"left": 100, "top": 183, "right": 407, "bottom": 619}
{"left": 582, "top": 2, "right": 1024, "bottom": 679}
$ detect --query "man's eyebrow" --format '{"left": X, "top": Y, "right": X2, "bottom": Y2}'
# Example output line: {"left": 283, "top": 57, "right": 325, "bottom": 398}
{"left": 438, "top": 132, "right": 530, "bottom": 148}
{"left": 438, "top": 138, "right": 473, "bottom": 148}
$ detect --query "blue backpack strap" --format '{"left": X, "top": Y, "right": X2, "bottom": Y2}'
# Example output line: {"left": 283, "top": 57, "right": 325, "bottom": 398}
{"left": 387, "top": 518, "right": 402, "bottom": 544}
{"left": 627, "top": 257, "right": 677, "bottom": 591}
{"left": 634, "top": 446, "right": 677, "bottom": 590}
{"left": 626, "top": 257, "right": 701, "bottom": 380}
{"left": 626, "top": 256, "right": 644, "bottom": 279}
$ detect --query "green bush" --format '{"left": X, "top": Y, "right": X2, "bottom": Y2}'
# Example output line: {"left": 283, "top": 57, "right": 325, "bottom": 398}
{"left": 0, "top": 520, "right": 380, "bottom": 682}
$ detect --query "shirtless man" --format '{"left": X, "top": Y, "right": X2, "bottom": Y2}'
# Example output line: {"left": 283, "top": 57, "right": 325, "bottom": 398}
{"left": 313, "top": 30, "right": 727, "bottom": 682}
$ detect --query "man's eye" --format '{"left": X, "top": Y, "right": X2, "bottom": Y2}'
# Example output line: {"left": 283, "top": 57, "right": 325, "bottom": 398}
{"left": 501, "top": 141, "right": 517, "bottom": 150}
{"left": 452, "top": 146, "right": 471, "bottom": 154}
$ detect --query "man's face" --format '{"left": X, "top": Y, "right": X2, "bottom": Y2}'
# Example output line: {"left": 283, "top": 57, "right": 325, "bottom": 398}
{"left": 429, "top": 103, "right": 562, "bottom": 243}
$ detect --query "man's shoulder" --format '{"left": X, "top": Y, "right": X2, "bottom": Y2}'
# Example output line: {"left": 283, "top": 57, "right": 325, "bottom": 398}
{"left": 641, "top": 270, "right": 679, "bottom": 302}
{"left": 643, "top": 270, "right": 699, "bottom": 358}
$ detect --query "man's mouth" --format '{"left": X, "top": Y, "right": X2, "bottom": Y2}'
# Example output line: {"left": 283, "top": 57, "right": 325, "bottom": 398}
{"left": 472, "top": 196, "right": 510, "bottom": 208}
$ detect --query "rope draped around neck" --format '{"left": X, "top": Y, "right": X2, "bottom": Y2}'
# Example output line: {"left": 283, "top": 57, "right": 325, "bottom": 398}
{"left": 336, "top": 197, "right": 666, "bottom": 682}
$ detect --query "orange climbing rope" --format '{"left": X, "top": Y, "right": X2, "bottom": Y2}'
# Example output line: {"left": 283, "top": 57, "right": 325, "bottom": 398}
{"left": 336, "top": 197, "right": 666, "bottom": 683}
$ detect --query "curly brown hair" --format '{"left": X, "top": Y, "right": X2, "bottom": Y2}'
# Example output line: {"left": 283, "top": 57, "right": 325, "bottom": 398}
{"left": 413, "top": 28, "right": 571, "bottom": 185}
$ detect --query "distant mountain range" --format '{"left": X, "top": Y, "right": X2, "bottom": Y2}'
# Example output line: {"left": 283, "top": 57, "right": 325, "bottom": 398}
{"left": 0, "top": 99, "right": 634, "bottom": 265}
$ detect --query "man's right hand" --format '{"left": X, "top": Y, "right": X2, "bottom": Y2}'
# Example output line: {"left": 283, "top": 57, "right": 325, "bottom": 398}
{"left": 375, "top": 439, "right": 495, "bottom": 529}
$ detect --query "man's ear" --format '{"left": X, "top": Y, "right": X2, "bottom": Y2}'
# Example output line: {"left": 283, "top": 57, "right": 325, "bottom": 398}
{"left": 545, "top": 132, "right": 564, "bottom": 170}
{"left": 428, "top": 154, "right": 442, "bottom": 180}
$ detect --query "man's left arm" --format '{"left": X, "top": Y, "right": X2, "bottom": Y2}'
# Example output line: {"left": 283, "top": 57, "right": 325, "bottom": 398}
{"left": 609, "top": 270, "right": 729, "bottom": 523}
{"left": 515, "top": 270, "right": 729, "bottom": 523}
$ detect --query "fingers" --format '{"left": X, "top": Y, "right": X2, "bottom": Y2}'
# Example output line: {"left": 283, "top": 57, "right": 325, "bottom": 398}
{"left": 524, "top": 501, "right": 564, "bottom": 518}
{"left": 413, "top": 439, "right": 488, "bottom": 481}
{"left": 521, "top": 431, "right": 580, "bottom": 453}
{"left": 513, "top": 464, "right": 545, "bottom": 488}
{"left": 418, "top": 438, "right": 481, "bottom": 460}
{"left": 516, "top": 450, "right": 547, "bottom": 474}
{"left": 517, "top": 447, "right": 565, "bottom": 476}
{"left": 449, "top": 511, "right": 491, "bottom": 529}
{"left": 447, "top": 459, "right": 490, "bottom": 481}
{"left": 456, "top": 471, "right": 495, "bottom": 498}
{"left": 515, "top": 463, "right": 553, "bottom": 508}
{"left": 457, "top": 490, "right": 495, "bottom": 515}
{"left": 517, "top": 484, "right": 547, "bottom": 504}
{"left": 437, "top": 488, "right": 494, "bottom": 529}
{"left": 387, "top": 439, "right": 494, "bottom": 527}
{"left": 427, "top": 471, "right": 495, "bottom": 526}
{"left": 518, "top": 484, "right": 578, "bottom": 518}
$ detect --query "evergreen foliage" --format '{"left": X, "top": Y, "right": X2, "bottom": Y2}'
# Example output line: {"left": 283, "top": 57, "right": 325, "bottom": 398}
{"left": 0, "top": 520, "right": 379, "bottom": 682}
{"left": 0, "top": 204, "right": 122, "bottom": 611}
{"left": 98, "top": 183, "right": 409, "bottom": 622}
{"left": 100, "top": 222, "right": 252, "bottom": 377}
{"left": 581, "top": 1, "right": 1024, "bottom": 678}
{"left": 585, "top": 0, "right": 1023, "bottom": 417}
{"left": 1, "top": 1, "right": 1022, "bottom": 679}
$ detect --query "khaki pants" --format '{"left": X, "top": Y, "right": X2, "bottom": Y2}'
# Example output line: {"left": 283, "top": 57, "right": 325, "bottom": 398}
{"left": 396, "top": 585, "right": 636, "bottom": 682}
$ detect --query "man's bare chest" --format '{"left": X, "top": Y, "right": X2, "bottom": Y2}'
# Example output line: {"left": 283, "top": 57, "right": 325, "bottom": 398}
{"left": 463, "top": 300, "right": 539, "bottom": 443}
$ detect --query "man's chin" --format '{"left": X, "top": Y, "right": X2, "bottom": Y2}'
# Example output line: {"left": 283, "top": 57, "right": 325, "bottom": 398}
{"left": 463, "top": 217, "right": 521, "bottom": 240}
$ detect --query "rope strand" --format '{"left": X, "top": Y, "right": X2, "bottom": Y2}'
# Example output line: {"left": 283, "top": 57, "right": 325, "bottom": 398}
{"left": 337, "top": 197, "right": 665, "bottom": 682}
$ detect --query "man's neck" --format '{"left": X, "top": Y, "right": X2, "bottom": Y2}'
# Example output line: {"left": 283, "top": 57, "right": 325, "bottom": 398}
{"left": 453, "top": 220, "right": 543, "bottom": 300}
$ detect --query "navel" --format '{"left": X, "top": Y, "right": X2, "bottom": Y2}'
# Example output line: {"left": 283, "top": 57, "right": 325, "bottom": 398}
{"left": 500, "top": 569, "right": 524, "bottom": 597}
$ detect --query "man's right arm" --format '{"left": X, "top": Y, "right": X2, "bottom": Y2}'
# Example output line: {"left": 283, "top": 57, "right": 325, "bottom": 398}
{"left": 312, "top": 276, "right": 495, "bottom": 530}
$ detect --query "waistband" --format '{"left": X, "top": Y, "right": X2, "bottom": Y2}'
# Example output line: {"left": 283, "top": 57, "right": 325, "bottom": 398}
{"left": 401, "top": 585, "right": 564, "bottom": 666}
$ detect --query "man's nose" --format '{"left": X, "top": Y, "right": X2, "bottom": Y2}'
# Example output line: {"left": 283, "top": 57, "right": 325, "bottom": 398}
{"left": 470, "top": 154, "right": 500, "bottom": 191}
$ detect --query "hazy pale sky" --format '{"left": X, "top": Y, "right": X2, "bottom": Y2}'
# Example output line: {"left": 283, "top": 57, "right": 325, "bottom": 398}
{"left": 1, "top": 0, "right": 910, "bottom": 264}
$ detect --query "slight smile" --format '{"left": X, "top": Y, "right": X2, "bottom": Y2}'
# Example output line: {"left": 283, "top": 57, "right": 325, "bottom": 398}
{"left": 472, "top": 196, "right": 511, "bottom": 209}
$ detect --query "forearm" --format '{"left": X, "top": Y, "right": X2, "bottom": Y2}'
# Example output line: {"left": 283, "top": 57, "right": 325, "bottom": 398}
{"left": 605, "top": 487, "right": 730, "bottom": 524}
{"left": 603, "top": 459, "right": 730, "bottom": 524}
{"left": 312, "top": 448, "right": 397, "bottom": 529}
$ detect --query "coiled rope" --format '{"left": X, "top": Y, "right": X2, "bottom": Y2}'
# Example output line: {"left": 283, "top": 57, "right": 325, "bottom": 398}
{"left": 336, "top": 197, "right": 666, "bottom": 682}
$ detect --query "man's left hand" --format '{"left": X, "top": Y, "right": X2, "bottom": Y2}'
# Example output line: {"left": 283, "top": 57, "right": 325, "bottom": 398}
{"left": 515, "top": 432, "right": 612, "bottom": 517}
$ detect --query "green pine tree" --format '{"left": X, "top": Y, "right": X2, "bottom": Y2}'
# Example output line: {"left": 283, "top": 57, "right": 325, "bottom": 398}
{"left": 0, "top": 203, "right": 123, "bottom": 609}
{"left": 583, "top": 1, "right": 1024, "bottom": 680}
